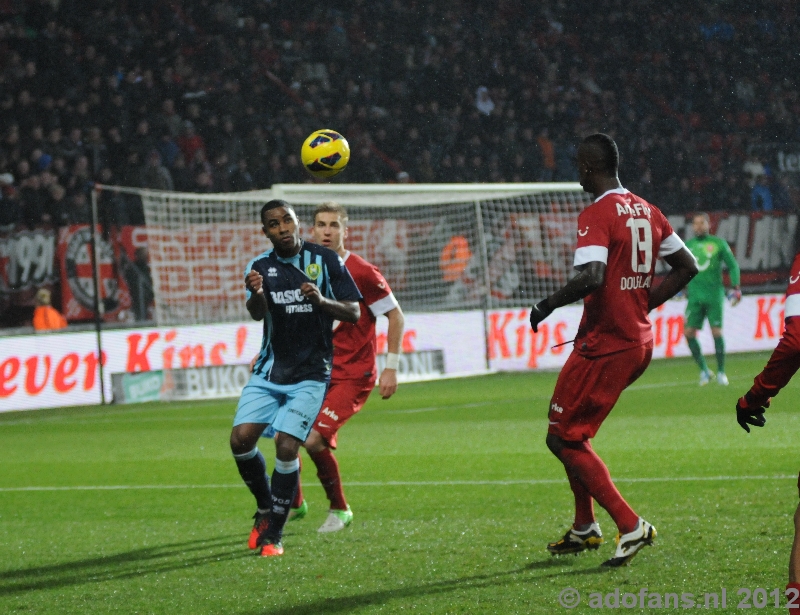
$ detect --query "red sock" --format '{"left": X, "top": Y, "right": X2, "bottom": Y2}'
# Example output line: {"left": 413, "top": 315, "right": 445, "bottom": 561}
{"left": 308, "top": 447, "right": 347, "bottom": 510}
{"left": 290, "top": 454, "right": 304, "bottom": 508}
{"left": 566, "top": 469, "right": 595, "bottom": 528}
{"left": 558, "top": 440, "right": 639, "bottom": 534}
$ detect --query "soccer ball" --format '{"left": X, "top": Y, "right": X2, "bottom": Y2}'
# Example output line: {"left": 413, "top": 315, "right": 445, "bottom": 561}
{"left": 300, "top": 129, "right": 351, "bottom": 179}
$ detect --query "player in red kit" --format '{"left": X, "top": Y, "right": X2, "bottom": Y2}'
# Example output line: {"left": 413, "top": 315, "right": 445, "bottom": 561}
{"left": 733, "top": 252, "right": 800, "bottom": 610}
{"left": 529, "top": 133, "right": 698, "bottom": 567}
{"left": 289, "top": 201, "right": 405, "bottom": 532}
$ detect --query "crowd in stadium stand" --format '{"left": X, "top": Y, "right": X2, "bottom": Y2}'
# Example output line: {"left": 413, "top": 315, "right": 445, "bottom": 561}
{"left": 0, "top": 0, "right": 798, "bottom": 230}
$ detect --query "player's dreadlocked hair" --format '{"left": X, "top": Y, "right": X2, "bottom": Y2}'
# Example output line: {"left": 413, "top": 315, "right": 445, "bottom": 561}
{"left": 582, "top": 133, "right": 619, "bottom": 176}
{"left": 261, "top": 199, "right": 295, "bottom": 222}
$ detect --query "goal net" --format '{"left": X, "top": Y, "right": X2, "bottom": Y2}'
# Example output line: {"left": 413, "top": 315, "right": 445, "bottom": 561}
{"left": 124, "top": 183, "right": 591, "bottom": 325}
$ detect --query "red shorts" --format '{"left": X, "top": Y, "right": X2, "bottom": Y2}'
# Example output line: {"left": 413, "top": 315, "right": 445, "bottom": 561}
{"left": 548, "top": 342, "right": 653, "bottom": 441}
{"left": 312, "top": 378, "right": 374, "bottom": 449}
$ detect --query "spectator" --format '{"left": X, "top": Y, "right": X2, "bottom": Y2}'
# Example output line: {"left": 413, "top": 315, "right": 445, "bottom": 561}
{"left": 536, "top": 127, "right": 556, "bottom": 182}
{"left": 84, "top": 127, "right": 108, "bottom": 176}
{"left": 771, "top": 175, "right": 796, "bottom": 212}
{"left": 60, "top": 128, "right": 84, "bottom": 162}
{"left": 140, "top": 149, "right": 174, "bottom": 191}
{"left": 19, "top": 174, "right": 49, "bottom": 228}
{"left": 66, "top": 190, "right": 91, "bottom": 225}
{"left": 229, "top": 159, "right": 255, "bottom": 192}
{"left": 190, "top": 148, "right": 213, "bottom": 178}
{"left": 743, "top": 155, "right": 766, "bottom": 188}
{"left": 124, "top": 247, "right": 154, "bottom": 322}
{"left": 0, "top": 0, "right": 796, "bottom": 214}
{"left": 752, "top": 174, "right": 774, "bottom": 211}
{"left": 96, "top": 168, "right": 129, "bottom": 228}
{"left": 221, "top": 117, "right": 244, "bottom": 165}
{"left": 32, "top": 288, "right": 67, "bottom": 331}
{"left": 157, "top": 99, "right": 183, "bottom": 138}
{"left": 156, "top": 133, "right": 180, "bottom": 169}
{"left": 475, "top": 87, "right": 495, "bottom": 116}
{"left": 440, "top": 235, "right": 472, "bottom": 283}
{"left": 212, "top": 152, "right": 232, "bottom": 192}
{"left": 46, "top": 183, "right": 69, "bottom": 227}
{"left": 131, "top": 119, "right": 157, "bottom": 161}
{"left": 68, "top": 155, "right": 92, "bottom": 194}
{"left": 0, "top": 173, "right": 20, "bottom": 226}
{"left": 170, "top": 153, "right": 194, "bottom": 192}
{"left": 194, "top": 170, "right": 215, "bottom": 193}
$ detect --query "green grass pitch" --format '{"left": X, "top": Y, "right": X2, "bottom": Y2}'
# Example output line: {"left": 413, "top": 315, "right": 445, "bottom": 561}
{"left": 1, "top": 352, "right": 798, "bottom": 614}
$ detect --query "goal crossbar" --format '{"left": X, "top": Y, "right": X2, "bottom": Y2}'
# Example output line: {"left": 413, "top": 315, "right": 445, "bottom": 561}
{"left": 95, "top": 182, "right": 590, "bottom": 324}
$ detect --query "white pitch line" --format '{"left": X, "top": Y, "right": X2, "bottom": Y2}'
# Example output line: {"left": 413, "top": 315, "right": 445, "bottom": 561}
{"left": 0, "top": 379, "right": 746, "bottom": 426}
{"left": 379, "top": 378, "right": 748, "bottom": 415}
{"left": 0, "top": 475, "right": 795, "bottom": 492}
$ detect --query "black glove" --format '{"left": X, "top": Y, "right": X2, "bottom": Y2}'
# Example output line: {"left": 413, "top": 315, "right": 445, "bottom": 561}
{"left": 735, "top": 394, "right": 769, "bottom": 433}
{"left": 529, "top": 299, "right": 553, "bottom": 333}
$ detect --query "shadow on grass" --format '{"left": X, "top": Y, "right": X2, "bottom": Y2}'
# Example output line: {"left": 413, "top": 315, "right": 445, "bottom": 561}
{"left": 250, "top": 558, "right": 607, "bottom": 615}
{"left": 0, "top": 534, "right": 247, "bottom": 595}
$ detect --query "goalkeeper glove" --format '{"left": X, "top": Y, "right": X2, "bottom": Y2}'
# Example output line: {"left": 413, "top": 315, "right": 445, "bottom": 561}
{"left": 727, "top": 287, "right": 742, "bottom": 306}
{"left": 735, "top": 393, "right": 769, "bottom": 433}
{"left": 529, "top": 299, "right": 553, "bottom": 333}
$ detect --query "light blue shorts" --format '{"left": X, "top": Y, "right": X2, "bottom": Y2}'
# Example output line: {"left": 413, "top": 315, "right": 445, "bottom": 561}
{"left": 233, "top": 375, "right": 327, "bottom": 442}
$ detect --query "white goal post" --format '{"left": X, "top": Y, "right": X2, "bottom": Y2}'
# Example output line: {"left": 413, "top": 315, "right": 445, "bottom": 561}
{"left": 98, "top": 183, "right": 591, "bottom": 325}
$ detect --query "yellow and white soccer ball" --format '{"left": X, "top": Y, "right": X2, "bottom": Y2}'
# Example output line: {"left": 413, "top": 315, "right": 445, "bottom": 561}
{"left": 300, "top": 129, "right": 351, "bottom": 179}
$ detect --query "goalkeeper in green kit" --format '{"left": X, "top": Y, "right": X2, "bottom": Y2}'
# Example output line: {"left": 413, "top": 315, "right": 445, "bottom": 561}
{"left": 683, "top": 212, "right": 741, "bottom": 386}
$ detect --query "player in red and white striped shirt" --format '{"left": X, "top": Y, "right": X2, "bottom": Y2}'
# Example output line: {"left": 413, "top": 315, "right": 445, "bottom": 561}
{"left": 735, "top": 252, "right": 800, "bottom": 610}
{"left": 290, "top": 202, "right": 405, "bottom": 533}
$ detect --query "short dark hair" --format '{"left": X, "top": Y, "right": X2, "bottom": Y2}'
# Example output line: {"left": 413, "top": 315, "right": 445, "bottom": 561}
{"left": 313, "top": 201, "right": 348, "bottom": 226}
{"left": 582, "top": 133, "right": 619, "bottom": 175}
{"left": 260, "top": 199, "right": 294, "bottom": 223}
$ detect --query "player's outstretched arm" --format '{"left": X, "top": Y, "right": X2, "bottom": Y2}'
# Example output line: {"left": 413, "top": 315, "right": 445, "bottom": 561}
{"left": 734, "top": 317, "right": 800, "bottom": 432}
{"left": 648, "top": 247, "right": 698, "bottom": 311}
{"left": 300, "top": 282, "right": 360, "bottom": 322}
{"left": 379, "top": 306, "right": 405, "bottom": 399}
{"left": 548, "top": 261, "right": 606, "bottom": 308}
{"left": 531, "top": 261, "right": 605, "bottom": 332}
{"left": 245, "top": 269, "right": 267, "bottom": 321}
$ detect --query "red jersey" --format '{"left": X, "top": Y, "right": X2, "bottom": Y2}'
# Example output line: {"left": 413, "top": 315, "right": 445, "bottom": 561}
{"left": 332, "top": 251, "right": 399, "bottom": 381}
{"left": 741, "top": 251, "right": 800, "bottom": 409}
{"left": 573, "top": 188, "right": 685, "bottom": 357}
{"left": 785, "top": 252, "right": 800, "bottom": 318}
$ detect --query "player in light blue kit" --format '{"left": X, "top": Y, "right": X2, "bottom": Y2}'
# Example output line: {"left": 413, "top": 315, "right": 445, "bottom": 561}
{"left": 230, "top": 200, "right": 361, "bottom": 557}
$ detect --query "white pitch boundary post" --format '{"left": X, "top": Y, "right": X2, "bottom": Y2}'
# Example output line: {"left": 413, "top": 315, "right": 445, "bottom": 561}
{"left": 474, "top": 198, "right": 492, "bottom": 370}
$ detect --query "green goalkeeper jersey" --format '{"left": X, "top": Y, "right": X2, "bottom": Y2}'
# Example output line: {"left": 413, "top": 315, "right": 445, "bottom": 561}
{"left": 685, "top": 234, "right": 741, "bottom": 301}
